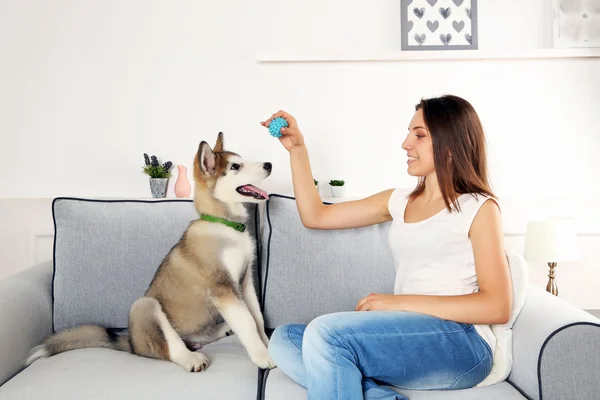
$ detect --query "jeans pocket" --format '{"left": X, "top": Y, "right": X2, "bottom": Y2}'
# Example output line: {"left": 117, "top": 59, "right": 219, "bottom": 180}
{"left": 458, "top": 322, "right": 473, "bottom": 331}
{"left": 448, "top": 353, "right": 492, "bottom": 390}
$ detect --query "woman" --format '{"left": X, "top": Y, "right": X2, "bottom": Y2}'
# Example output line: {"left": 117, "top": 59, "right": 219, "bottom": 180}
{"left": 260, "top": 95, "right": 513, "bottom": 400}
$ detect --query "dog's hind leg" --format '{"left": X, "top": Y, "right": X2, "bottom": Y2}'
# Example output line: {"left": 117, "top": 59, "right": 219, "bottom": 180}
{"left": 183, "top": 323, "right": 233, "bottom": 351}
{"left": 129, "top": 297, "right": 209, "bottom": 372}
{"left": 214, "top": 322, "right": 233, "bottom": 338}
{"left": 211, "top": 288, "right": 275, "bottom": 370}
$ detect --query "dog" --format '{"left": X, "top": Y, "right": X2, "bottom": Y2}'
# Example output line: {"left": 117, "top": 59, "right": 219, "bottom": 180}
{"left": 25, "top": 132, "right": 276, "bottom": 372}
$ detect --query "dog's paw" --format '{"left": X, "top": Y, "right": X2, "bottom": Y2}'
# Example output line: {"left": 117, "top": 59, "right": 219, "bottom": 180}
{"left": 249, "top": 348, "right": 276, "bottom": 370}
{"left": 185, "top": 351, "right": 209, "bottom": 372}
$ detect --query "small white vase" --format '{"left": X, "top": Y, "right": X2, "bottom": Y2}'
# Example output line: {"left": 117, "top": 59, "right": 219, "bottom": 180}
{"left": 330, "top": 185, "right": 345, "bottom": 197}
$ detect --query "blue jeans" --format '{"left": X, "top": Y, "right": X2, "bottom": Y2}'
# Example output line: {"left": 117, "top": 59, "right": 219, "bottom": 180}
{"left": 268, "top": 311, "right": 493, "bottom": 400}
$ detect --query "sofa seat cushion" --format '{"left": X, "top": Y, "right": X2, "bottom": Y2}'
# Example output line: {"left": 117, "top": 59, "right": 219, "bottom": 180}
{"left": 263, "top": 368, "right": 526, "bottom": 400}
{"left": 0, "top": 336, "right": 259, "bottom": 400}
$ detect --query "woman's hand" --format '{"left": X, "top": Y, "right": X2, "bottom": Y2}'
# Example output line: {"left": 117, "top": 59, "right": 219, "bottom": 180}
{"left": 261, "top": 110, "right": 305, "bottom": 152}
{"left": 356, "top": 293, "right": 402, "bottom": 312}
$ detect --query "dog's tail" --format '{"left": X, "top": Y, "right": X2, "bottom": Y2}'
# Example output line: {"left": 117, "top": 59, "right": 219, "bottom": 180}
{"left": 25, "top": 325, "right": 131, "bottom": 366}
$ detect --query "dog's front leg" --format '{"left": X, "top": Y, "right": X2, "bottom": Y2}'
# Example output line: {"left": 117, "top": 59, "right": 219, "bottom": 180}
{"left": 242, "top": 266, "right": 269, "bottom": 347}
{"left": 211, "top": 289, "right": 275, "bottom": 370}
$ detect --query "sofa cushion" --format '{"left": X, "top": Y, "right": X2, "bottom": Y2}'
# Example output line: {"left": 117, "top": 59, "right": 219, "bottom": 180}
{"left": 52, "top": 198, "right": 259, "bottom": 332}
{"left": 476, "top": 249, "right": 530, "bottom": 387}
{"left": 262, "top": 368, "right": 527, "bottom": 399}
{"left": 260, "top": 195, "right": 395, "bottom": 330}
{"left": 0, "top": 336, "right": 260, "bottom": 400}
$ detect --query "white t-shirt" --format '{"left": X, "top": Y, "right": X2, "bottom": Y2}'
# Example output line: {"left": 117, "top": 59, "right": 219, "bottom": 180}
{"left": 387, "top": 188, "right": 497, "bottom": 354}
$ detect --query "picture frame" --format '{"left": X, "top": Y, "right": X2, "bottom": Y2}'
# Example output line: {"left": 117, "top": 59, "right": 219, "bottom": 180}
{"left": 551, "top": 0, "right": 600, "bottom": 48}
{"left": 400, "top": 0, "right": 478, "bottom": 51}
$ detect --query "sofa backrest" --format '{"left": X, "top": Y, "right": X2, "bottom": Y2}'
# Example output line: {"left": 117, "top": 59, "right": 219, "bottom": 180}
{"left": 259, "top": 195, "right": 395, "bottom": 331}
{"left": 52, "top": 197, "right": 260, "bottom": 332}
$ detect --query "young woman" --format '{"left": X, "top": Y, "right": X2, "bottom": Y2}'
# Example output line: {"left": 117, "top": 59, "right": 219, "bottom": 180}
{"left": 260, "top": 95, "right": 513, "bottom": 400}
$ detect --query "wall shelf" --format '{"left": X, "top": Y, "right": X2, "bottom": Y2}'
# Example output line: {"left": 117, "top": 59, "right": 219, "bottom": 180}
{"left": 256, "top": 48, "right": 600, "bottom": 63}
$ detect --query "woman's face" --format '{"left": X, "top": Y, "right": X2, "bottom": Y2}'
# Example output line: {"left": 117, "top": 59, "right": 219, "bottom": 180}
{"left": 402, "top": 109, "right": 435, "bottom": 177}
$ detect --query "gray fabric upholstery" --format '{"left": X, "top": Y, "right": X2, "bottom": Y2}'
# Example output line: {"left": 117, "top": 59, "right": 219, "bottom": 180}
{"left": 3, "top": 196, "right": 600, "bottom": 399}
{"left": 52, "top": 198, "right": 259, "bottom": 332}
{"left": 508, "top": 285, "right": 600, "bottom": 400}
{"left": 0, "top": 335, "right": 260, "bottom": 400}
{"left": 263, "top": 368, "right": 526, "bottom": 399}
{"left": 0, "top": 261, "right": 53, "bottom": 386}
{"left": 540, "top": 324, "right": 600, "bottom": 400}
{"left": 260, "top": 195, "right": 395, "bottom": 329}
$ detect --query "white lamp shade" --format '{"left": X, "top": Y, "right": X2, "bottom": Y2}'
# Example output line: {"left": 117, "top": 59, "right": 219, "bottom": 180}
{"left": 524, "top": 218, "right": 581, "bottom": 263}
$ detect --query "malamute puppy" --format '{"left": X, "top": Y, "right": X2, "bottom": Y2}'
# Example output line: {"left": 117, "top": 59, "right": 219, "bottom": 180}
{"left": 26, "top": 132, "right": 275, "bottom": 372}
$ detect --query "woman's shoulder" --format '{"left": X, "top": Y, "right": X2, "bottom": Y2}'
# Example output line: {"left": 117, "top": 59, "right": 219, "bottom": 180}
{"left": 388, "top": 187, "right": 413, "bottom": 201}
{"left": 457, "top": 192, "right": 501, "bottom": 234}
{"left": 387, "top": 187, "right": 413, "bottom": 219}
{"left": 458, "top": 191, "right": 500, "bottom": 208}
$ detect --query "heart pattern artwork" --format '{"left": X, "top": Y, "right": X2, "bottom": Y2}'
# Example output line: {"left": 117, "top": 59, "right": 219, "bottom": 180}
{"left": 427, "top": 20, "right": 440, "bottom": 32}
{"left": 402, "top": 0, "right": 477, "bottom": 49}
{"left": 413, "top": 7, "right": 425, "bottom": 18}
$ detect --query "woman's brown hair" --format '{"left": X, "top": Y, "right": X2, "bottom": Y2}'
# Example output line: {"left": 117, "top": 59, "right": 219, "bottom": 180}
{"left": 408, "top": 94, "right": 495, "bottom": 212}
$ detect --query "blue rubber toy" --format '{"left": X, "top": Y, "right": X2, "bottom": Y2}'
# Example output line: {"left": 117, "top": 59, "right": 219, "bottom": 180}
{"left": 268, "top": 117, "right": 288, "bottom": 138}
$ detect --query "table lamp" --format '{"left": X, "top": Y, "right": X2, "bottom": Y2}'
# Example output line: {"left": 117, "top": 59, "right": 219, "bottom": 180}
{"left": 524, "top": 218, "right": 581, "bottom": 296}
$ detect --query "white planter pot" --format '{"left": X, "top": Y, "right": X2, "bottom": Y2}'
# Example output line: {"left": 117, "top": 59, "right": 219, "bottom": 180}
{"left": 330, "top": 185, "right": 345, "bottom": 197}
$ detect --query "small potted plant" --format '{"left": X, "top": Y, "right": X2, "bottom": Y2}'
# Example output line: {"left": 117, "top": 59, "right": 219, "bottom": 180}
{"left": 143, "top": 153, "right": 173, "bottom": 198}
{"left": 329, "top": 179, "right": 345, "bottom": 197}
{"left": 314, "top": 179, "right": 318, "bottom": 188}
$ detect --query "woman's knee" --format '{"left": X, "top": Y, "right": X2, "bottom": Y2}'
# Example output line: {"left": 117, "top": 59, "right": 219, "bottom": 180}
{"left": 267, "top": 323, "right": 308, "bottom": 387}
{"left": 268, "top": 324, "right": 304, "bottom": 359}
{"left": 268, "top": 324, "right": 292, "bottom": 353}
{"left": 303, "top": 313, "right": 347, "bottom": 349}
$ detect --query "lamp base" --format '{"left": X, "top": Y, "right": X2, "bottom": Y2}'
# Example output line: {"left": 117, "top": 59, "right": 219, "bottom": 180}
{"left": 546, "top": 262, "right": 558, "bottom": 296}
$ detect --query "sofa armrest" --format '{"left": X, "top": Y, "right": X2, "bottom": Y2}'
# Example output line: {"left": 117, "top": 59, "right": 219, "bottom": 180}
{"left": 0, "top": 261, "right": 53, "bottom": 386}
{"left": 508, "top": 284, "right": 600, "bottom": 400}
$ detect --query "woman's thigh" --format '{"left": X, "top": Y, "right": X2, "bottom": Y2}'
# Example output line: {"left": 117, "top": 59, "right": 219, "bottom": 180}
{"left": 302, "top": 310, "right": 492, "bottom": 390}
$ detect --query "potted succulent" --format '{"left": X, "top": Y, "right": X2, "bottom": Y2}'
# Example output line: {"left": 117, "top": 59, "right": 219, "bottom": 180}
{"left": 143, "top": 153, "right": 173, "bottom": 198}
{"left": 329, "top": 179, "right": 345, "bottom": 197}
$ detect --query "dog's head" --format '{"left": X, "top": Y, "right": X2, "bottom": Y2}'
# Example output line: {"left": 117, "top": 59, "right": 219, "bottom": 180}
{"left": 193, "top": 132, "right": 272, "bottom": 204}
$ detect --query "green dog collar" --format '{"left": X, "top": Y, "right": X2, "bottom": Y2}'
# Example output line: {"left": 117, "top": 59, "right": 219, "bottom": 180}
{"left": 200, "top": 214, "right": 246, "bottom": 233}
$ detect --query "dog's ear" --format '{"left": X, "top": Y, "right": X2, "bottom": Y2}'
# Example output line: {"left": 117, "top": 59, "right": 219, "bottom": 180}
{"left": 213, "top": 132, "right": 224, "bottom": 153}
{"left": 198, "top": 141, "right": 216, "bottom": 176}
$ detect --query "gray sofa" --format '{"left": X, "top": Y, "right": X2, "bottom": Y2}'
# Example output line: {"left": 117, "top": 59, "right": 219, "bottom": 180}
{"left": 1, "top": 195, "right": 599, "bottom": 400}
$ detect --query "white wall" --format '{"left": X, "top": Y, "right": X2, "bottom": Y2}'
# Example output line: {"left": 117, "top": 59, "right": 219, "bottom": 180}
{"left": 1, "top": 1, "right": 599, "bottom": 308}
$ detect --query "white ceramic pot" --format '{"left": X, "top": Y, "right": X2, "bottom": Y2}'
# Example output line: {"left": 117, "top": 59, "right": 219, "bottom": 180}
{"left": 330, "top": 185, "right": 345, "bottom": 197}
